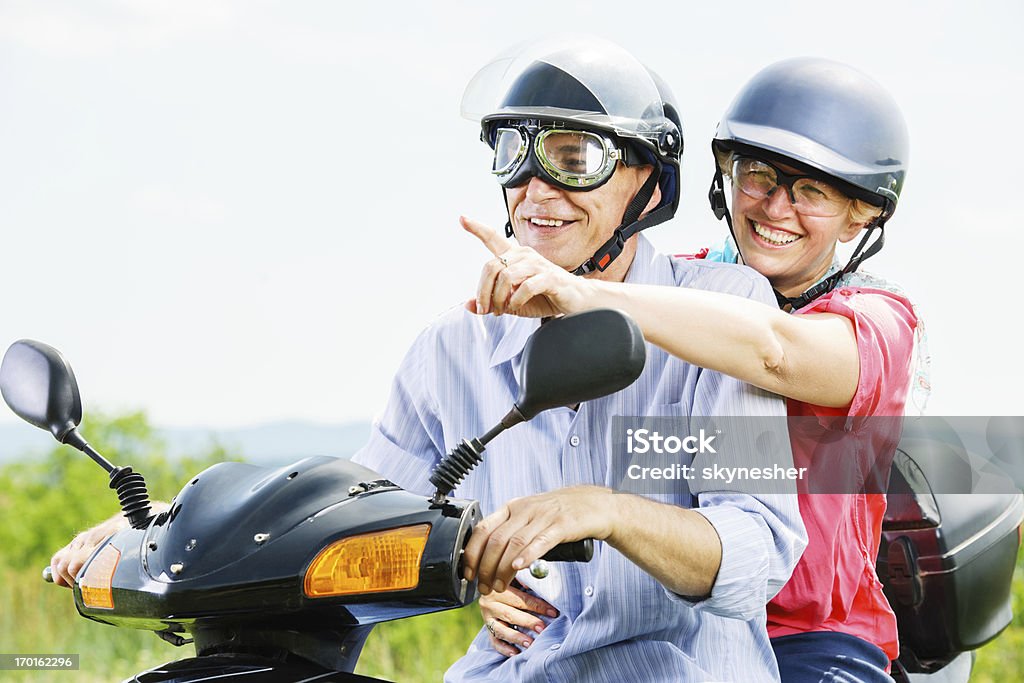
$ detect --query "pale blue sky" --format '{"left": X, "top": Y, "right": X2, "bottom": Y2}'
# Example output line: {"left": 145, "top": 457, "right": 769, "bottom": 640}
{"left": 1, "top": 0, "right": 1020, "bottom": 427}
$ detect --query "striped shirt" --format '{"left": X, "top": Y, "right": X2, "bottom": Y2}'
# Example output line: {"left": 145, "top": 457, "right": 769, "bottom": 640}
{"left": 353, "top": 235, "right": 805, "bottom": 682}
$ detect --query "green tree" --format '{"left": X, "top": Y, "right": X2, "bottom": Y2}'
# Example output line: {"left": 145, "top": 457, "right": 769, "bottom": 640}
{"left": 0, "top": 411, "right": 229, "bottom": 571}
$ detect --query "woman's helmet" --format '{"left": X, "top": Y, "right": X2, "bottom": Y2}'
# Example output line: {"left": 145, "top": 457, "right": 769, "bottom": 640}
{"left": 712, "top": 57, "right": 908, "bottom": 208}
{"left": 708, "top": 57, "right": 910, "bottom": 308}
{"left": 462, "top": 37, "right": 682, "bottom": 275}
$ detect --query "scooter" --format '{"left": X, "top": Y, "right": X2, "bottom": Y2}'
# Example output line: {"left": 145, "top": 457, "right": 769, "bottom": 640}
{"left": 0, "top": 309, "right": 646, "bottom": 682}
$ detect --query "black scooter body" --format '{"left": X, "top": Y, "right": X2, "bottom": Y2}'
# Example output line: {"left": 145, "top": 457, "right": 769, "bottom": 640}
{"left": 75, "top": 456, "right": 479, "bottom": 680}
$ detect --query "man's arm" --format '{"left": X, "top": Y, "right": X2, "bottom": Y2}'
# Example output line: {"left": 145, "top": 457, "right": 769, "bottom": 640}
{"left": 463, "top": 486, "right": 721, "bottom": 597}
{"left": 351, "top": 324, "right": 447, "bottom": 496}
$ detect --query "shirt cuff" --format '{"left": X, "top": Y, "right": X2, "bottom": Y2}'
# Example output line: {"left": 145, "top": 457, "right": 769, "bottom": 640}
{"left": 664, "top": 503, "right": 772, "bottom": 621}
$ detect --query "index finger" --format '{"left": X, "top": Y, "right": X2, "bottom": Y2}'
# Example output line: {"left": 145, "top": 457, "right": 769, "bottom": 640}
{"left": 461, "top": 215, "right": 510, "bottom": 257}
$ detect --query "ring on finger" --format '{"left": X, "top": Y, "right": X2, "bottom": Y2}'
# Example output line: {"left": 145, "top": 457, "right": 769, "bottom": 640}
{"left": 499, "top": 256, "right": 509, "bottom": 268}
{"left": 485, "top": 619, "right": 497, "bottom": 637}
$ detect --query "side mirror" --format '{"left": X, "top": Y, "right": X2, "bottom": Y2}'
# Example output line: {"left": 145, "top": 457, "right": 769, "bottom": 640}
{"left": 0, "top": 339, "right": 83, "bottom": 443}
{"left": 430, "top": 309, "right": 646, "bottom": 502}
{"left": 517, "top": 309, "right": 646, "bottom": 419}
{"left": 0, "top": 339, "right": 153, "bottom": 527}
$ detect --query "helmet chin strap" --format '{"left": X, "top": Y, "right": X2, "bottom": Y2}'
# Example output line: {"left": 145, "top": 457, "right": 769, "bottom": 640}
{"left": 570, "top": 159, "right": 662, "bottom": 276}
{"left": 708, "top": 168, "right": 892, "bottom": 310}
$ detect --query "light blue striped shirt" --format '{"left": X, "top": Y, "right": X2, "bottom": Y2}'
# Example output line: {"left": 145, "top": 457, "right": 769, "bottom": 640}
{"left": 353, "top": 235, "right": 805, "bottom": 682}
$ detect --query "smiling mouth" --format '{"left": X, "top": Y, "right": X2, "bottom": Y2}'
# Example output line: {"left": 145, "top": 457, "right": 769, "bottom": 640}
{"left": 524, "top": 216, "right": 577, "bottom": 232}
{"left": 751, "top": 220, "right": 802, "bottom": 247}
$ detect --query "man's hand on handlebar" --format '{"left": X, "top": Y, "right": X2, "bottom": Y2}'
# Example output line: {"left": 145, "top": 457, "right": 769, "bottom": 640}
{"left": 462, "top": 485, "right": 617, "bottom": 595}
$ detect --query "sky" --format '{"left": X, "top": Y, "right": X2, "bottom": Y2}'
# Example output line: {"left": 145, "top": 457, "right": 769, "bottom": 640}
{"left": 1, "top": 0, "right": 1021, "bottom": 430}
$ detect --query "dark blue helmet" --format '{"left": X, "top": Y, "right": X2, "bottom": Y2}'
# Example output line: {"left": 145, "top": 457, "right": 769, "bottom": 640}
{"left": 713, "top": 57, "right": 908, "bottom": 210}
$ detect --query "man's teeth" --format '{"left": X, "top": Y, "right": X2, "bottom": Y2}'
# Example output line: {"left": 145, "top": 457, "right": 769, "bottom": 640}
{"left": 530, "top": 218, "right": 565, "bottom": 227}
{"left": 753, "top": 221, "right": 800, "bottom": 245}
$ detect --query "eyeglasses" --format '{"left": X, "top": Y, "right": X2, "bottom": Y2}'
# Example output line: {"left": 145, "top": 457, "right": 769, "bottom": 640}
{"left": 491, "top": 122, "right": 638, "bottom": 191}
{"left": 732, "top": 156, "right": 851, "bottom": 217}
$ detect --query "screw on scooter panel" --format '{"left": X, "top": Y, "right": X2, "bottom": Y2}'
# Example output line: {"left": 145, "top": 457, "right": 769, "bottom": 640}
{"left": 0, "top": 340, "right": 154, "bottom": 530}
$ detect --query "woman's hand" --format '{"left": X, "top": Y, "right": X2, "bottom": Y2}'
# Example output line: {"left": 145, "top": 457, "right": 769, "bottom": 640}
{"left": 461, "top": 216, "right": 597, "bottom": 319}
{"left": 480, "top": 583, "right": 559, "bottom": 657}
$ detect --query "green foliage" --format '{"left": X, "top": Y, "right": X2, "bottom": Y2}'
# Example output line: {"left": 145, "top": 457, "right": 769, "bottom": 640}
{"left": 0, "top": 411, "right": 229, "bottom": 571}
{"left": 356, "top": 606, "right": 482, "bottom": 681}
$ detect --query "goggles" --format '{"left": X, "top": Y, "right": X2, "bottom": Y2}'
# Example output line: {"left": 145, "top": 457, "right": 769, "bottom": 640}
{"left": 732, "top": 156, "right": 851, "bottom": 218}
{"left": 489, "top": 121, "right": 643, "bottom": 191}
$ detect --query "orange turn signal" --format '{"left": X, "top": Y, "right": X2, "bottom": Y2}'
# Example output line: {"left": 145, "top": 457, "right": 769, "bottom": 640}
{"left": 304, "top": 524, "right": 431, "bottom": 598}
{"left": 79, "top": 544, "right": 121, "bottom": 609}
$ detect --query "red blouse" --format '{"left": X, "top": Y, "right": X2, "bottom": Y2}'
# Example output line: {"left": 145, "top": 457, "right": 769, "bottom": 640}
{"left": 766, "top": 286, "right": 918, "bottom": 661}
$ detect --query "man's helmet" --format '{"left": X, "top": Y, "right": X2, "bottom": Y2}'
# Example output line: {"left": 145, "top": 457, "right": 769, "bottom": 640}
{"left": 708, "top": 57, "right": 909, "bottom": 308}
{"left": 462, "top": 38, "right": 682, "bottom": 275}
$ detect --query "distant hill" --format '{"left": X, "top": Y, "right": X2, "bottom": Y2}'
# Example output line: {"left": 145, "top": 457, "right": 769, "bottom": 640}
{"left": 0, "top": 420, "right": 373, "bottom": 466}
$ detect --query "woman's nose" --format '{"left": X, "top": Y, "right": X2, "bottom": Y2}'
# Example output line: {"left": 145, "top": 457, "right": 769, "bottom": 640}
{"left": 762, "top": 183, "right": 797, "bottom": 218}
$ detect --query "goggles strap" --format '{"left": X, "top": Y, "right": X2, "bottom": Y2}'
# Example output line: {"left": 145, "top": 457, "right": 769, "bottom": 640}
{"left": 571, "top": 158, "right": 662, "bottom": 276}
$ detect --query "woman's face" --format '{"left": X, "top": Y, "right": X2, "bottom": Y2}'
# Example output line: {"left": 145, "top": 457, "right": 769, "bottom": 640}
{"left": 729, "top": 157, "right": 867, "bottom": 297}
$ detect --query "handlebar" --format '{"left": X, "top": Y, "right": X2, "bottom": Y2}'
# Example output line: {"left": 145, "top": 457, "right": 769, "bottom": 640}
{"left": 530, "top": 539, "right": 593, "bottom": 579}
{"left": 540, "top": 538, "right": 594, "bottom": 563}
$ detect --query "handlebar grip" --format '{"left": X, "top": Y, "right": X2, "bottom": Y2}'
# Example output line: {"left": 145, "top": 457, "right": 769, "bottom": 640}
{"left": 42, "top": 566, "right": 54, "bottom": 583}
{"left": 541, "top": 538, "right": 593, "bottom": 562}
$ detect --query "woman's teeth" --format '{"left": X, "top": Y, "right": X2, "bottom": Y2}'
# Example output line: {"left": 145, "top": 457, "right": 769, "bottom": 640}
{"left": 530, "top": 218, "right": 565, "bottom": 227}
{"left": 753, "top": 221, "right": 800, "bottom": 245}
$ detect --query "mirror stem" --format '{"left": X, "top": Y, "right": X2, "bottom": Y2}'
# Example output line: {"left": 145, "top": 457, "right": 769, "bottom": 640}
{"left": 478, "top": 407, "right": 527, "bottom": 447}
{"left": 429, "top": 407, "right": 528, "bottom": 505}
{"left": 62, "top": 429, "right": 116, "bottom": 473}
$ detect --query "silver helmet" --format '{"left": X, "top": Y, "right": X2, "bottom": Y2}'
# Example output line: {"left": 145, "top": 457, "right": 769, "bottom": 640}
{"left": 462, "top": 37, "right": 682, "bottom": 274}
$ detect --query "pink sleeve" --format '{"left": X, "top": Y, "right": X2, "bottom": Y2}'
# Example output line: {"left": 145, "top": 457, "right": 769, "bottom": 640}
{"left": 796, "top": 287, "right": 918, "bottom": 419}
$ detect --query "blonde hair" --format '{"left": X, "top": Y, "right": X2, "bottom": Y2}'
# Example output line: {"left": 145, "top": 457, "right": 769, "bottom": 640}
{"left": 714, "top": 148, "right": 882, "bottom": 226}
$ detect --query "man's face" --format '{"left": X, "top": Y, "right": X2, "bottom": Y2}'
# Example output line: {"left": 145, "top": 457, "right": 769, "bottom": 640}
{"left": 504, "top": 163, "right": 657, "bottom": 282}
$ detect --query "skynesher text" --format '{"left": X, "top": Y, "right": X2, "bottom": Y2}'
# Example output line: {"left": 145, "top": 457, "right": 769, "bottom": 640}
{"left": 627, "top": 463, "right": 808, "bottom": 484}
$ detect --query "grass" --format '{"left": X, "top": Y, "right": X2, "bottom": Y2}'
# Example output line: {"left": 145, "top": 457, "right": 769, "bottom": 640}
{"left": 0, "top": 565, "right": 481, "bottom": 682}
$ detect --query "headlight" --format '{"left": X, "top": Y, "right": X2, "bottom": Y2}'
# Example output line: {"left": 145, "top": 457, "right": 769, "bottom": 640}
{"left": 79, "top": 544, "right": 121, "bottom": 609}
{"left": 303, "top": 524, "right": 431, "bottom": 598}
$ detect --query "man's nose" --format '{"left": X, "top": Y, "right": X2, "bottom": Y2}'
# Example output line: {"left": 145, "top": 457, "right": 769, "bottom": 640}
{"left": 763, "top": 182, "right": 797, "bottom": 219}
{"left": 525, "top": 175, "right": 563, "bottom": 201}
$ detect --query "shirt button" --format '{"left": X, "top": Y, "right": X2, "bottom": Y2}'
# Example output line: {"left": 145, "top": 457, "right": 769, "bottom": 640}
{"left": 569, "top": 435, "right": 581, "bottom": 447}
{"left": 584, "top": 585, "right": 594, "bottom": 597}
{"left": 550, "top": 644, "right": 561, "bottom": 651}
